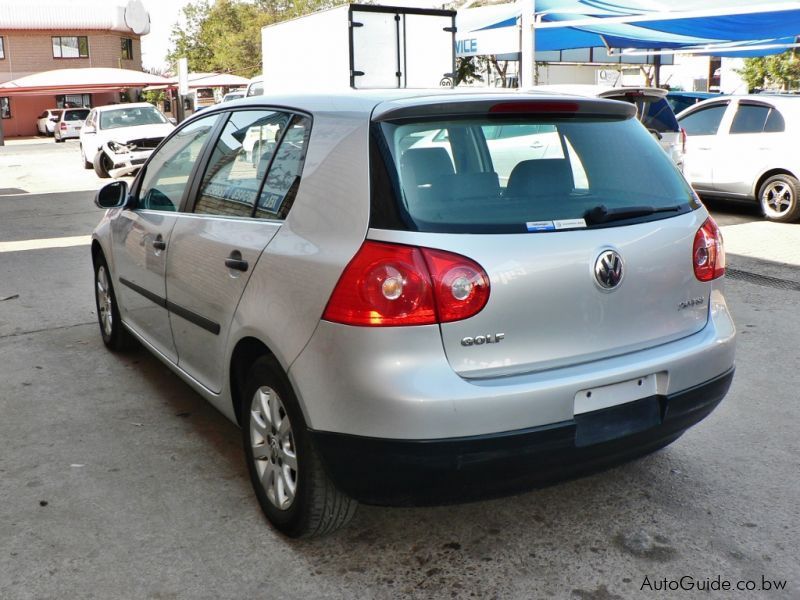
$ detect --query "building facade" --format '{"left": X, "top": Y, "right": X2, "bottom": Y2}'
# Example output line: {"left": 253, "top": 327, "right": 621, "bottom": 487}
{"left": 0, "top": 0, "right": 150, "bottom": 136}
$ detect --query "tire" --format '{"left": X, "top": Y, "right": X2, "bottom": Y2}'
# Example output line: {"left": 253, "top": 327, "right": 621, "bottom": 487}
{"left": 93, "top": 254, "right": 136, "bottom": 352}
{"left": 242, "top": 356, "right": 357, "bottom": 537}
{"left": 93, "top": 150, "right": 112, "bottom": 179}
{"left": 759, "top": 173, "right": 800, "bottom": 223}
{"left": 80, "top": 145, "right": 92, "bottom": 169}
{"left": 55, "top": 134, "right": 64, "bottom": 143}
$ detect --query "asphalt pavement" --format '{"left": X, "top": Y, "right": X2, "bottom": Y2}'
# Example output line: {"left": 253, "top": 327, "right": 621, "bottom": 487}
{"left": 1, "top": 140, "right": 798, "bottom": 599}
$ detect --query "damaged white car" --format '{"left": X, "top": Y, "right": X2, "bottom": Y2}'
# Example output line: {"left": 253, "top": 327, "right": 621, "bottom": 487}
{"left": 79, "top": 103, "right": 175, "bottom": 178}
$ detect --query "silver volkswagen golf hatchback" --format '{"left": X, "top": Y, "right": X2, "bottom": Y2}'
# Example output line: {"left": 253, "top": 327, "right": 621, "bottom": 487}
{"left": 92, "top": 90, "right": 736, "bottom": 537}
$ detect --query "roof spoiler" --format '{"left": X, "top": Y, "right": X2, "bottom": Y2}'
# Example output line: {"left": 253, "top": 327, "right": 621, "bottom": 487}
{"left": 373, "top": 95, "right": 637, "bottom": 122}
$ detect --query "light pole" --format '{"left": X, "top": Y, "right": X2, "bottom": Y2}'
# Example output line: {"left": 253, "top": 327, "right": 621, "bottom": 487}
{"left": 519, "top": 0, "right": 536, "bottom": 88}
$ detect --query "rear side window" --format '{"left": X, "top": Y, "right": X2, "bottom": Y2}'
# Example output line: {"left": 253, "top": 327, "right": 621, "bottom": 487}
{"left": 372, "top": 115, "right": 695, "bottom": 234}
{"left": 764, "top": 108, "right": 785, "bottom": 133}
{"left": 680, "top": 105, "right": 727, "bottom": 136}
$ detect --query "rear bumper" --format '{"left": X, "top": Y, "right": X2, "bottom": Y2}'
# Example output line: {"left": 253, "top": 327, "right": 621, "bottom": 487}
{"left": 312, "top": 369, "right": 733, "bottom": 506}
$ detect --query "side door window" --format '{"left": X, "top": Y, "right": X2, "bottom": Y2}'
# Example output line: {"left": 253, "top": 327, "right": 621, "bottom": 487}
{"left": 730, "top": 104, "right": 771, "bottom": 134}
{"left": 679, "top": 105, "right": 727, "bottom": 137}
{"left": 194, "top": 110, "right": 292, "bottom": 217}
{"left": 256, "top": 115, "right": 312, "bottom": 220}
{"left": 137, "top": 114, "right": 221, "bottom": 211}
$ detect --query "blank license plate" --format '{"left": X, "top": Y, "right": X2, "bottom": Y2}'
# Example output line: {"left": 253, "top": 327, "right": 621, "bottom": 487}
{"left": 574, "top": 374, "right": 659, "bottom": 415}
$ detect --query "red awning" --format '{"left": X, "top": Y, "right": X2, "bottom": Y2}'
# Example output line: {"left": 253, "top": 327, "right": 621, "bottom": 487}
{"left": 0, "top": 67, "right": 172, "bottom": 96}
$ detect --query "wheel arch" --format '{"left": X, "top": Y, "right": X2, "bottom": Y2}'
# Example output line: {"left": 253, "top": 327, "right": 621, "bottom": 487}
{"left": 230, "top": 336, "right": 284, "bottom": 427}
{"left": 753, "top": 168, "right": 798, "bottom": 198}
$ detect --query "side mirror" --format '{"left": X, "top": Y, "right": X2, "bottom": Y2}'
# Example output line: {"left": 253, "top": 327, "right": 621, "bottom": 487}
{"left": 95, "top": 180, "right": 129, "bottom": 209}
{"left": 168, "top": 117, "right": 177, "bottom": 125}
{"left": 83, "top": 125, "right": 96, "bottom": 134}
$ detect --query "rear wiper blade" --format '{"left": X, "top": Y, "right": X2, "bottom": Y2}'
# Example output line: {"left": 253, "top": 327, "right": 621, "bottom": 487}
{"left": 584, "top": 204, "right": 683, "bottom": 225}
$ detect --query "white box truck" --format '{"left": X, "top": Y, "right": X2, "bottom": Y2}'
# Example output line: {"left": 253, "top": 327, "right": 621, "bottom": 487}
{"left": 261, "top": 4, "right": 457, "bottom": 92}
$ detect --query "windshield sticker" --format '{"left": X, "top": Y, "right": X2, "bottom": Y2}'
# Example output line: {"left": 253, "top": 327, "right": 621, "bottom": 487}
{"left": 526, "top": 221, "right": 556, "bottom": 232}
{"left": 554, "top": 219, "right": 587, "bottom": 230}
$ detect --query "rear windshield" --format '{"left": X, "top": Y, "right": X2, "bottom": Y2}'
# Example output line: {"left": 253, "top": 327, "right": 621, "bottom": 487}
{"left": 64, "top": 109, "right": 90, "bottom": 121}
{"left": 371, "top": 116, "right": 697, "bottom": 234}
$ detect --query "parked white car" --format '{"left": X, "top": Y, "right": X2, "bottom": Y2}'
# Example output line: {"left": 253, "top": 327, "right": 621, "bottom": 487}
{"left": 36, "top": 109, "right": 63, "bottom": 136}
{"left": 54, "top": 108, "right": 90, "bottom": 142}
{"left": 535, "top": 85, "right": 686, "bottom": 171}
{"left": 79, "top": 103, "right": 175, "bottom": 178}
{"left": 677, "top": 94, "right": 800, "bottom": 222}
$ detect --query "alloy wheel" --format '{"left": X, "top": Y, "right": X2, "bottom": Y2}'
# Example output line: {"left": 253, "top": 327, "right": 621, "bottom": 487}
{"left": 762, "top": 180, "right": 794, "bottom": 218}
{"left": 249, "top": 386, "right": 298, "bottom": 510}
{"left": 96, "top": 265, "right": 113, "bottom": 338}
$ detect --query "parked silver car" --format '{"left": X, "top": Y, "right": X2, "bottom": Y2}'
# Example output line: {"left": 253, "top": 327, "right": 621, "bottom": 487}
{"left": 678, "top": 94, "right": 800, "bottom": 222}
{"left": 91, "top": 90, "right": 736, "bottom": 537}
{"left": 54, "top": 107, "right": 90, "bottom": 142}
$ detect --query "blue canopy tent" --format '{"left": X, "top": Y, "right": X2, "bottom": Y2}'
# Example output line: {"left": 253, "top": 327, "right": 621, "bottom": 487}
{"left": 456, "top": 0, "right": 800, "bottom": 59}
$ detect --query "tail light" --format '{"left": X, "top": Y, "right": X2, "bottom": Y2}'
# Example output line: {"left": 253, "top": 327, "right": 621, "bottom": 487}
{"left": 60, "top": 122, "right": 67, "bottom": 130}
{"left": 693, "top": 218, "right": 725, "bottom": 281}
{"left": 680, "top": 127, "right": 687, "bottom": 154}
{"left": 322, "top": 241, "right": 490, "bottom": 327}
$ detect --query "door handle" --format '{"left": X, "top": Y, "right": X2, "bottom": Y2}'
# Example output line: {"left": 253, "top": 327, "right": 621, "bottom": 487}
{"left": 152, "top": 236, "right": 166, "bottom": 251}
{"left": 225, "top": 250, "right": 249, "bottom": 272}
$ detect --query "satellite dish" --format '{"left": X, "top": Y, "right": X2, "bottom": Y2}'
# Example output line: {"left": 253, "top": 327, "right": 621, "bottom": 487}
{"left": 124, "top": 0, "right": 150, "bottom": 36}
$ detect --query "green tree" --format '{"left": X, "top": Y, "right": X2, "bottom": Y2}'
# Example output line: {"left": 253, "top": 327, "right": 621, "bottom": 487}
{"left": 738, "top": 51, "right": 800, "bottom": 92}
{"left": 456, "top": 56, "right": 485, "bottom": 85}
{"left": 168, "top": 0, "right": 343, "bottom": 78}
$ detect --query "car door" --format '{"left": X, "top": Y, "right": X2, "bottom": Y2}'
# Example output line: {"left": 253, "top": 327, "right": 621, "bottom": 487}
{"left": 678, "top": 101, "right": 730, "bottom": 192}
{"left": 712, "top": 101, "right": 786, "bottom": 196}
{"left": 166, "top": 110, "right": 312, "bottom": 393}
{"left": 110, "top": 113, "right": 222, "bottom": 361}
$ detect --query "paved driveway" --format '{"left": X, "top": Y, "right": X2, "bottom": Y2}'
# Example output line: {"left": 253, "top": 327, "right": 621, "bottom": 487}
{"left": 1, "top": 141, "right": 798, "bottom": 599}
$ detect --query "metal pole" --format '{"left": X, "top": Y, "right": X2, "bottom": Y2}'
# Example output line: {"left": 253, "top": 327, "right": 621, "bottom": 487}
{"left": 654, "top": 51, "right": 662, "bottom": 87}
{"left": 520, "top": 0, "right": 535, "bottom": 88}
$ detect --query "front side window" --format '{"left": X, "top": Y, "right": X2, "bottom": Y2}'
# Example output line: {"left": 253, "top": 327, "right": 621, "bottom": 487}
{"left": 121, "top": 38, "right": 133, "bottom": 60}
{"left": 255, "top": 116, "right": 312, "bottom": 220}
{"left": 1, "top": 97, "right": 10, "bottom": 119}
{"left": 195, "top": 110, "right": 291, "bottom": 217}
{"left": 373, "top": 115, "right": 695, "bottom": 234}
{"left": 52, "top": 36, "right": 89, "bottom": 58}
{"left": 679, "top": 105, "right": 727, "bottom": 136}
{"left": 137, "top": 114, "right": 220, "bottom": 212}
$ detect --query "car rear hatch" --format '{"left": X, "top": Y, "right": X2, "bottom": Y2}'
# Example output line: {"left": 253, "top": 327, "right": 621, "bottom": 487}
{"left": 369, "top": 95, "right": 714, "bottom": 378}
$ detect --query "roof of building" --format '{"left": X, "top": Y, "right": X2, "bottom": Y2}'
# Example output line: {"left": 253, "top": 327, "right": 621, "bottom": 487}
{"left": 0, "top": 67, "right": 170, "bottom": 95}
{"left": 0, "top": 0, "right": 149, "bottom": 35}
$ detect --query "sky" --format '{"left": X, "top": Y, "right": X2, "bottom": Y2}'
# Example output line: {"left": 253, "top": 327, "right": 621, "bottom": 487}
{"left": 140, "top": 0, "right": 194, "bottom": 72}
{"left": 138, "top": 0, "right": 447, "bottom": 72}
